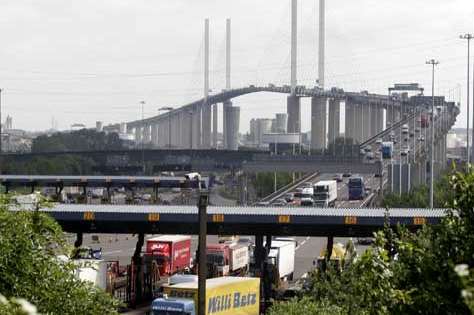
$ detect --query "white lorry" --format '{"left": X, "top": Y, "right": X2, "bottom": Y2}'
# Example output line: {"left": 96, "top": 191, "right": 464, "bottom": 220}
{"left": 266, "top": 239, "right": 296, "bottom": 281}
{"left": 313, "top": 180, "right": 338, "bottom": 207}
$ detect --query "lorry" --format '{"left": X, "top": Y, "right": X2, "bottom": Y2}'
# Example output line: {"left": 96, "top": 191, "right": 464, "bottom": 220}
{"left": 315, "top": 243, "right": 348, "bottom": 271}
{"left": 381, "top": 141, "right": 394, "bottom": 159}
{"left": 313, "top": 180, "right": 338, "bottom": 207}
{"left": 266, "top": 239, "right": 296, "bottom": 281}
{"left": 420, "top": 113, "right": 429, "bottom": 128}
{"left": 153, "top": 277, "right": 260, "bottom": 315}
{"left": 146, "top": 235, "right": 192, "bottom": 276}
{"left": 348, "top": 177, "right": 366, "bottom": 200}
{"left": 206, "top": 242, "right": 249, "bottom": 278}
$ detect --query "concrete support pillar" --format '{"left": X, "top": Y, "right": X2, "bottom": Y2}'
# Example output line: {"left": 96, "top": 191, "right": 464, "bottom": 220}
{"left": 362, "top": 103, "right": 370, "bottom": 141}
{"left": 212, "top": 103, "right": 218, "bottom": 148}
{"left": 193, "top": 105, "right": 202, "bottom": 148}
{"left": 345, "top": 101, "right": 353, "bottom": 142}
{"left": 311, "top": 96, "right": 326, "bottom": 151}
{"left": 226, "top": 106, "right": 240, "bottom": 150}
{"left": 287, "top": 95, "right": 301, "bottom": 133}
{"left": 202, "top": 104, "right": 212, "bottom": 148}
{"left": 135, "top": 127, "right": 142, "bottom": 144}
{"left": 370, "top": 103, "right": 377, "bottom": 138}
{"left": 223, "top": 101, "right": 232, "bottom": 149}
{"left": 151, "top": 124, "right": 158, "bottom": 147}
{"left": 378, "top": 107, "right": 384, "bottom": 133}
{"left": 327, "top": 99, "right": 340, "bottom": 147}
{"left": 354, "top": 103, "right": 363, "bottom": 143}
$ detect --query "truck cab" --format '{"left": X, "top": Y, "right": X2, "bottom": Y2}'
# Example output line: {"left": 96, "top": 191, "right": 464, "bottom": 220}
{"left": 152, "top": 297, "right": 195, "bottom": 315}
{"left": 313, "top": 180, "right": 338, "bottom": 207}
{"left": 348, "top": 177, "right": 366, "bottom": 200}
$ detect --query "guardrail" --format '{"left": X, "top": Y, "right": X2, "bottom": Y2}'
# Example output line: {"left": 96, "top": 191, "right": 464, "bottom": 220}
{"left": 258, "top": 171, "right": 320, "bottom": 204}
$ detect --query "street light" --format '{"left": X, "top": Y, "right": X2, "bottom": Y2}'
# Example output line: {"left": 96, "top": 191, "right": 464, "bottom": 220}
{"left": 460, "top": 34, "right": 473, "bottom": 168}
{"left": 426, "top": 59, "right": 439, "bottom": 209}
{"left": 159, "top": 106, "right": 174, "bottom": 149}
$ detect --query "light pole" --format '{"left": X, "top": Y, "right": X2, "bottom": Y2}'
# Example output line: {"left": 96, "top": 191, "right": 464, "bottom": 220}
{"left": 159, "top": 106, "right": 174, "bottom": 149}
{"left": 426, "top": 59, "right": 439, "bottom": 209}
{"left": 460, "top": 34, "right": 472, "bottom": 167}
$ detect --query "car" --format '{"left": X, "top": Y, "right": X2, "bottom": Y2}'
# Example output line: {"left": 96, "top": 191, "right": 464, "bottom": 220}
{"left": 272, "top": 198, "right": 287, "bottom": 206}
{"left": 418, "top": 136, "right": 425, "bottom": 142}
{"left": 375, "top": 138, "right": 383, "bottom": 145}
{"left": 255, "top": 201, "right": 270, "bottom": 207}
{"left": 343, "top": 173, "right": 352, "bottom": 177}
{"left": 364, "top": 145, "right": 372, "bottom": 152}
{"left": 300, "top": 197, "right": 315, "bottom": 206}
{"left": 401, "top": 148, "right": 410, "bottom": 156}
{"left": 302, "top": 182, "right": 313, "bottom": 188}
{"left": 409, "top": 132, "right": 414, "bottom": 138}
{"left": 283, "top": 193, "right": 294, "bottom": 202}
{"left": 333, "top": 174, "right": 343, "bottom": 182}
{"left": 357, "top": 237, "right": 375, "bottom": 245}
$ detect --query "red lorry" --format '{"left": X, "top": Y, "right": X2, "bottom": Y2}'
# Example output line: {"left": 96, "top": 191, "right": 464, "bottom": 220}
{"left": 206, "top": 242, "right": 249, "bottom": 278}
{"left": 145, "top": 235, "right": 191, "bottom": 276}
{"left": 420, "top": 114, "right": 429, "bottom": 128}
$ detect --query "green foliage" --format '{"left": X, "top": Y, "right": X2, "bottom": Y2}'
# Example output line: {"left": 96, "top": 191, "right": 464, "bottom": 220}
{"left": 31, "top": 129, "right": 125, "bottom": 153}
{"left": 2, "top": 155, "right": 96, "bottom": 175}
{"left": 271, "top": 169, "right": 474, "bottom": 315}
{"left": 268, "top": 297, "right": 344, "bottom": 315}
{"left": 0, "top": 195, "right": 121, "bottom": 314}
{"left": 382, "top": 173, "right": 454, "bottom": 208}
{"left": 252, "top": 172, "right": 293, "bottom": 198}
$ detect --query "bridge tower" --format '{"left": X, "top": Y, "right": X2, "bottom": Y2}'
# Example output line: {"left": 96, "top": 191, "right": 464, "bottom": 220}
{"left": 222, "top": 18, "right": 240, "bottom": 150}
{"left": 287, "top": 0, "right": 301, "bottom": 135}
{"left": 311, "top": 0, "right": 327, "bottom": 152}
{"left": 201, "top": 18, "right": 211, "bottom": 148}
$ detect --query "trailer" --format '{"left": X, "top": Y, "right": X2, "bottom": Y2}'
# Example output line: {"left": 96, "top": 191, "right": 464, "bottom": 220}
{"left": 313, "top": 180, "right": 338, "bottom": 207}
{"left": 206, "top": 242, "right": 249, "bottom": 277}
{"left": 266, "top": 240, "right": 296, "bottom": 281}
{"left": 146, "top": 235, "right": 191, "bottom": 276}
{"left": 155, "top": 277, "right": 260, "bottom": 315}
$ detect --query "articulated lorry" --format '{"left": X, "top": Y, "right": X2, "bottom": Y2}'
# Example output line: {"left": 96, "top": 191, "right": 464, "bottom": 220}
{"left": 267, "top": 239, "right": 296, "bottom": 282}
{"left": 382, "top": 142, "right": 393, "bottom": 159}
{"left": 206, "top": 242, "right": 249, "bottom": 278}
{"left": 313, "top": 180, "right": 338, "bottom": 207}
{"left": 152, "top": 277, "right": 260, "bottom": 315}
{"left": 146, "top": 235, "right": 192, "bottom": 276}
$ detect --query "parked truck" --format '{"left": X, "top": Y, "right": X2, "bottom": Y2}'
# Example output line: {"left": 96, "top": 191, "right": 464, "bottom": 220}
{"left": 206, "top": 242, "right": 249, "bottom": 278}
{"left": 153, "top": 277, "right": 260, "bottom": 315}
{"left": 382, "top": 141, "right": 394, "bottom": 159}
{"left": 313, "top": 180, "right": 338, "bottom": 207}
{"left": 266, "top": 239, "right": 296, "bottom": 282}
{"left": 146, "top": 235, "right": 192, "bottom": 276}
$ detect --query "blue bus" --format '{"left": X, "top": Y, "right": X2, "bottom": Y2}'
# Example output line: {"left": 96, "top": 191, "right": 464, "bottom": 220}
{"left": 348, "top": 177, "right": 366, "bottom": 200}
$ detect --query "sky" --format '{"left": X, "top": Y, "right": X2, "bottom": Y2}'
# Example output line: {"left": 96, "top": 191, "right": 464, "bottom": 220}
{"left": 0, "top": 0, "right": 474, "bottom": 133}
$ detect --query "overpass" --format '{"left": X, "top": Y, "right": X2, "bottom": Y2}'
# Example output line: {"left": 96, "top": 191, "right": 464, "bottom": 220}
{"left": 11, "top": 203, "right": 446, "bottom": 237}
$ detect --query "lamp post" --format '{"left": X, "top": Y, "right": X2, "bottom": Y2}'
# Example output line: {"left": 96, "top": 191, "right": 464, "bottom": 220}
{"left": 426, "top": 59, "right": 439, "bottom": 209}
{"left": 460, "top": 34, "right": 473, "bottom": 168}
{"left": 159, "top": 106, "right": 174, "bottom": 149}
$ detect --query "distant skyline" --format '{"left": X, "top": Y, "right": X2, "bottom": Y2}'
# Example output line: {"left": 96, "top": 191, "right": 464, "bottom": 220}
{"left": 0, "top": 0, "right": 473, "bottom": 133}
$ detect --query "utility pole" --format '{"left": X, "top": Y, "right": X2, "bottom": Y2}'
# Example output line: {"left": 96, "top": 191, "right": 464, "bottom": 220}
{"left": 197, "top": 189, "right": 208, "bottom": 315}
{"left": 426, "top": 59, "right": 439, "bottom": 209}
{"left": 460, "top": 34, "right": 473, "bottom": 168}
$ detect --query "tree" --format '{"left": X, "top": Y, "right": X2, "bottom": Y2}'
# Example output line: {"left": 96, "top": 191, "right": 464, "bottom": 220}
{"left": 0, "top": 194, "right": 121, "bottom": 314}
{"left": 270, "top": 169, "right": 474, "bottom": 314}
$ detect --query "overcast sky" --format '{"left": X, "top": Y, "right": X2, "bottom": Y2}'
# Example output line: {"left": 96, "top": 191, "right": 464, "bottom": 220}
{"left": 1, "top": 0, "right": 473, "bottom": 133}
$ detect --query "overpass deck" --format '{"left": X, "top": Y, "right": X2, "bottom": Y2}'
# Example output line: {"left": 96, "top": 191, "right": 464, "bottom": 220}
{"left": 14, "top": 204, "right": 448, "bottom": 237}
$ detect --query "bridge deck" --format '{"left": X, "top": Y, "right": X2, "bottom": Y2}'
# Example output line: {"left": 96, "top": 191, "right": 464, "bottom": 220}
{"left": 13, "top": 204, "right": 448, "bottom": 237}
